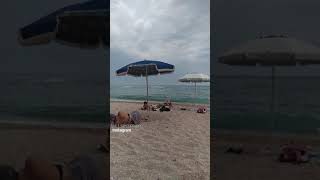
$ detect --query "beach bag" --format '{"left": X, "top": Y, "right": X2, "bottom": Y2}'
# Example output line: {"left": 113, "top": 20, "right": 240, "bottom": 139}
{"left": 130, "top": 111, "right": 141, "bottom": 125}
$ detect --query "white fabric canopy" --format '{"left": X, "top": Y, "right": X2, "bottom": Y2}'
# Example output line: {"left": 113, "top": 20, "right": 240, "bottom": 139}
{"left": 178, "top": 73, "right": 210, "bottom": 82}
{"left": 220, "top": 36, "right": 320, "bottom": 65}
{"left": 178, "top": 73, "right": 209, "bottom": 108}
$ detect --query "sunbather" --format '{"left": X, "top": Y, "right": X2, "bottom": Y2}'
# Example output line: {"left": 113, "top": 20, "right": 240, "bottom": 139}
{"left": 110, "top": 113, "right": 116, "bottom": 125}
{"left": 0, "top": 155, "right": 103, "bottom": 180}
{"left": 164, "top": 99, "right": 172, "bottom": 108}
{"left": 159, "top": 105, "right": 171, "bottom": 112}
{"left": 141, "top": 101, "right": 149, "bottom": 110}
{"left": 197, "top": 106, "right": 207, "bottom": 113}
{"left": 150, "top": 104, "right": 161, "bottom": 110}
{"left": 278, "top": 142, "right": 310, "bottom": 163}
{"left": 111, "top": 111, "right": 142, "bottom": 127}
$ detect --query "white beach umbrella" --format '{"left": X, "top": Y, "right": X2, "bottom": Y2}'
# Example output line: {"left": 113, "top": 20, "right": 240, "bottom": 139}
{"left": 219, "top": 35, "right": 320, "bottom": 129}
{"left": 179, "top": 73, "right": 210, "bottom": 105}
{"left": 219, "top": 35, "right": 320, "bottom": 66}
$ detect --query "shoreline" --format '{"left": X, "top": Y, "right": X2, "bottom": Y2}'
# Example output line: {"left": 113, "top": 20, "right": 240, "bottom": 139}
{"left": 0, "top": 120, "right": 107, "bottom": 132}
{"left": 110, "top": 98, "right": 210, "bottom": 106}
{"left": 214, "top": 128, "right": 320, "bottom": 136}
{"left": 214, "top": 129, "right": 320, "bottom": 145}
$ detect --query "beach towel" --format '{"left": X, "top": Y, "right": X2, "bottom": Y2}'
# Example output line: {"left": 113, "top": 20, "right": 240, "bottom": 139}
{"left": 130, "top": 111, "right": 141, "bottom": 125}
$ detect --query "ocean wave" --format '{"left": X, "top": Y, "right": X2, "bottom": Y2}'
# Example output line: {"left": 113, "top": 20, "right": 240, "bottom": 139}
{"left": 110, "top": 84, "right": 210, "bottom": 104}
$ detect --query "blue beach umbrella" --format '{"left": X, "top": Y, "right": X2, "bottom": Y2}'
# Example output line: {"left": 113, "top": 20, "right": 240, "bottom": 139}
{"left": 116, "top": 60, "right": 175, "bottom": 103}
{"left": 18, "top": 0, "right": 108, "bottom": 49}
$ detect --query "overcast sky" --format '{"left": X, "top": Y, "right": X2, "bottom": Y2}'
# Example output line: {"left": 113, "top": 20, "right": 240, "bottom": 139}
{"left": 213, "top": 0, "right": 320, "bottom": 76}
{"left": 110, "top": 0, "right": 210, "bottom": 85}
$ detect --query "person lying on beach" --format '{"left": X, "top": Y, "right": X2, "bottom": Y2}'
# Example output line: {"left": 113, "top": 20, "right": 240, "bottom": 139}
{"left": 110, "top": 113, "right": 117, "bottom": 125}
{"left": 150, "top": 105, "right": 158, "bottom": 111}
{"left": 225, "top": 146, "right": 244, "bottom": 154}
{"left": 278, "top": 142, "right": 310, "bottom": 163}
{"left": 159, "top": 105, "right": 171, "bottom": 112}
{"left": 163, "top": 99, "right": 172, "bottom": 108}
{"left": 197, "top": 106, "right": 207, "bottom": 113}
{"left": 141, "top": 101, "right": 149, "bottom": 110}
{"left": 110, "top": 111, "right": 142, "bottom": 127}
{"left": 0, "top": 155, "right": 103, "bottom": 180}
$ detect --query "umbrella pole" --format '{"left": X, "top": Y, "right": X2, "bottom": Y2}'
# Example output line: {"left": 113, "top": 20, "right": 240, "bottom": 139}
{"left": 194, "top": 82, "right": 197, "bottom": 107}
{"left": 146, "top": 74, "right": 149, "bottom": 103}
{"left": 145, "top": 67, "right": 149, "bottom": 104}
{"left": 145, "top": 67, "right": 149, "bottom": 113}
{"left": 271, "top": 66, "right": 276, "bottom": 131}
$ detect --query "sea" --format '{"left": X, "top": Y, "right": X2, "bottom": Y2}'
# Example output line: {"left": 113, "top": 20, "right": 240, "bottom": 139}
{"left": 8, "top": 72, "right": 320, "bottom": 134}
{"left": 0, "top": 73, "right": 210, "bottom": 124}
{"left": 110, "top": 83, "right": 210, "bottom": 105}
{"left": 0, "top": 72, "right": 107, "bottom": 123}
{"left": 214, "top": 76, "right": 320, "bottom": 134}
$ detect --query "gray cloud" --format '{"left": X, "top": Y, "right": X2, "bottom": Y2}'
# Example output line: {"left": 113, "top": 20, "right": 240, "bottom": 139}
{"left": 213, "top": 0, "right": 320, "bottom": 76}
{"left": 110, "top": 0, "right": 210, "bottom": 83}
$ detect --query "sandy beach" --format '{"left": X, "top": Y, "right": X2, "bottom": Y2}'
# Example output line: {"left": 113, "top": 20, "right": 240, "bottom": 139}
{"left": 0, "top": 121, "right": 107, "bottom": 179}
{"left": 110, "top": 101, "right": 210, "bottom": 179}
{"left": 214, "top": 130, "right": 320, "bottom": 180}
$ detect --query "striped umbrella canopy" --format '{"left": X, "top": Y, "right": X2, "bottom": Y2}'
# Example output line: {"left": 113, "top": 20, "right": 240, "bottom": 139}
{"left": 219, "top": 35, "right": 320, "bottom": 130}
{"left": 116, "top": 60, "right": 175, "bottom": 103}
{"left": 179, "top": 73, "right": 210, "bottom": 105}
{"left": 18, "top": 0, "right": 108, "bottom": 49}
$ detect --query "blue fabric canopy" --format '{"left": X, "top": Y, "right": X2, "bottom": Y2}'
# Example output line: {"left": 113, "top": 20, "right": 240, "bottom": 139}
{"left": 18, "top": 0, "right": 108, "bottom": 48}
{"left": 116, "top": 60, "right": 175, "bottom": 77}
